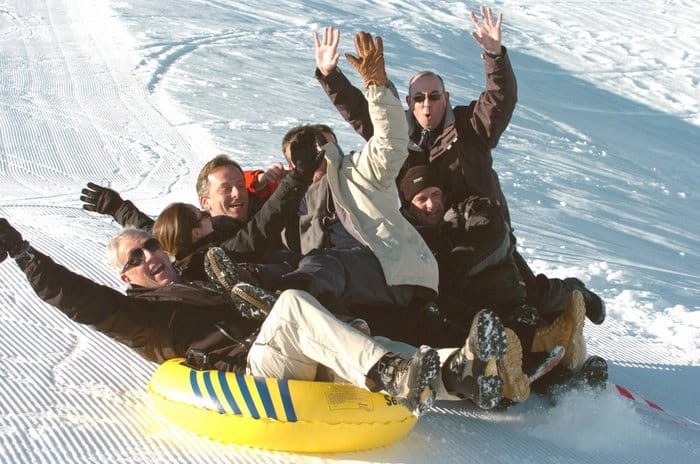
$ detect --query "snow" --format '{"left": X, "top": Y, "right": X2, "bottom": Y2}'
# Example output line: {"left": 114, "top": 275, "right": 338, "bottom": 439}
{"left": 0, "top": 0, "right": 698, "bottom": 462}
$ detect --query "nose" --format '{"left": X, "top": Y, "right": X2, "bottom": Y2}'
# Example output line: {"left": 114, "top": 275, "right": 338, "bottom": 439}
{"left": 142, "top": 248, "right": 159, "bottom": 262}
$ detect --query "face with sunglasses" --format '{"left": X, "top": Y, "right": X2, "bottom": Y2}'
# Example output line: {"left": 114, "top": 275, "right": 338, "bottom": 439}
{"left": 118, "top": 235, "right": 180, "bottom": 288}
{"left": 406, "top": 73, "right": 450, "bottom": 131}
{"left": 188, "top": 205, "right": 214, "bottom": 243}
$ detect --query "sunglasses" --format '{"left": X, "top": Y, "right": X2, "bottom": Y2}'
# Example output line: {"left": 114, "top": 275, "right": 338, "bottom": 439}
{"left": 121, "top": 237, "right": 161, "bottom": 273}
{"left": 413, "top": 91, "right": 443, "bottom": 103}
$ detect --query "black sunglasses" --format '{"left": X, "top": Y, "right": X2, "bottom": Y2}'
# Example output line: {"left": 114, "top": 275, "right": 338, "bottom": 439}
{"left": 413, "top": 91, "right": 443, "bottom": 103}
{"left": 121, "top": 237, "right": 161, "bottom": 273}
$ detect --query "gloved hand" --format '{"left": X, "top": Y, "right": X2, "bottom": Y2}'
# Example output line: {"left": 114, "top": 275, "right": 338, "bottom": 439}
{"left": 0, "top": 218, "right": 26, "bottom": 257}
{"left": 0, "top": 242, "right": 7, "bottom": 264}
{"left": 345, "top": 31, "right": 387, "bottom": 88}
{"left": 289, "top": 127, "right": 325, "bottom": 182}
{"left": 80, "top": 182, "right": 124, "bottom": 216}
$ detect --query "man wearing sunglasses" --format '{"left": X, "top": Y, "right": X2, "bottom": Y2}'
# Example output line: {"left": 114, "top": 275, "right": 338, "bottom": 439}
{"left": 314, "top": 7, "right": 605, "bottom": 327}
{"left": 0, "top": 218, "right": 448, "bottom": 416}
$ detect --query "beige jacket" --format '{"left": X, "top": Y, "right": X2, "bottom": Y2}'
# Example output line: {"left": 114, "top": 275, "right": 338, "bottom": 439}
{"left": 321, "top": 84, "right": 438, "bottom": 294}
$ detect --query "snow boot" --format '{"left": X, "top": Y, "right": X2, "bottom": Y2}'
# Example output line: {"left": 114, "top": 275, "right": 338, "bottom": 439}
{"left": 531, "top": 290, "right": 586, "bottom": 371}
{"left": 442, "top": 309, "right": 506, "bottom": 410}
{"left": 229, "top": 282, "right": 277, "bottom": 321}
{"left": 533, "top": 355, "right": 608, "bottom": 398}
{"left": 574, "top": 355, "right": 608, "bottom": 390}
{"left": 368, "top": 345, "right": 440, "bottom": 417}
{"left": 204, "top": 247, "right": 257, "bottom": 294}
{"left": 564, "top": 277, "right": 605, "bottom": 324}
{"left": 500, "top": 328, "right": 531, "bottom": 402}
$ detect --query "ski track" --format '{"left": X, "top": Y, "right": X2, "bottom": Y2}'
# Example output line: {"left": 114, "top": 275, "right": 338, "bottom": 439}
{"left": 0, "top": 0, "right": 698, "bottom": 463}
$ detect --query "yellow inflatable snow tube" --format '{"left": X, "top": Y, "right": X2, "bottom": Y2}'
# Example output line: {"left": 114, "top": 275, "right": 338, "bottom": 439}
{"left": 148, "top": 358, "right": 417, "bottom": 453}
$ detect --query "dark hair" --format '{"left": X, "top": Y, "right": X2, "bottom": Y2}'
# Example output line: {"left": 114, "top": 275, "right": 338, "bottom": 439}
{"left": 281, "top": 124, "right": 337, "bottom": 155}
{"left": 152, "top": 203, "right": 200, "bottom": 259}
{"left": 196, "top": 155, "right": 244, "bottom": 200}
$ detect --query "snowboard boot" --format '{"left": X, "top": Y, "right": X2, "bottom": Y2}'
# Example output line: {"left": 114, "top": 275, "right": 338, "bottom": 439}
{"left": 500, "top": 328, "right": 531, "bottom": 402}
{"left": 368, "top": 345, "right": 440, "bottom": 417}
{"left": 204, "top": 247, "right": 256, "bottom": 294}
{"left": 531, "top": 290, "right": 586, "bottom": 371}
{"left": 575, "top": 355, "right": 608, "bottom": 390}
{"left": 533, "top": 355, "right": 608, "bottom": 398}
{"left": 564, "top": 277, "right": 605, "bottom": 324}
{"left": 442, "top": 309, "right": 506, "bottom": 410}
{"left": 229, "top": 282, "right": 278, "bottom": 321}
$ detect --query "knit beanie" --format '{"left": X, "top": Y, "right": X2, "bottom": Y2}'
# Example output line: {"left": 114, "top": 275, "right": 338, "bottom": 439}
{"left": 399, "top": 165, "right": 440, "bottom": 202}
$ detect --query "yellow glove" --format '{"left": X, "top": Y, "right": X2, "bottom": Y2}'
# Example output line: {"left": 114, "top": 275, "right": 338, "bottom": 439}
{"left": 345, "top": 31, "right": 388, "bottom": 88}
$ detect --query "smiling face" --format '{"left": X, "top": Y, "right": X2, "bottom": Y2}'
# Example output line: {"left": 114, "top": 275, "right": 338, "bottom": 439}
{"left": 406, "top": 73, "right": 450, "bottom": 130}
{"left": 408, "top": 186, "right": 445, "bottom": 225}
{"left": 199, "top": 165, "right": 249, "bottom": 221}
{"left": 118, "top": 234, "right": 181, "bottom": 288}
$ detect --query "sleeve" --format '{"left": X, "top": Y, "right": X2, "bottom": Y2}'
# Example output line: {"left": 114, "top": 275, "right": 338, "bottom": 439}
{"left": 470, "top": 46, "right": 518, "bottom": 148}
{"left": 316, "top": 67, "right": 374, "bottom": 141}
{"left": 219, "top": 172, "right": 309, "bottom": 257}
{"left": 244, "top": 169, "right": 279, "bottom": 200}
{"left": 113, "top": 200, "right": 155, "bottom": 230}
{"left": 351, "top": 84, "right": 410, "bottom": 189}
{"left": 18, "top": 249, "right": 177, "bottom": 363}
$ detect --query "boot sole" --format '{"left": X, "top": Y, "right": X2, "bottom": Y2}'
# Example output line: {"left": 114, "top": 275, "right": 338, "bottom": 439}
{"left": 231, "top": 283, "right": 276, "bottom": 321}
{"left": 468, "top": 310, "right": 507, "bottom": 410}
{"left": 205, "top": 248, "right": 247, "bottom": 294}
{"left": 561, "top": 290, "right": 586, "bottom": 370}
{"left": 578, "top": 355, "right": 608, "bottom": 389}
{"left": 400, "top": 345, "right": 440, "bottom": 417}
{"left": 500, "top": 328, "right": 531, "bottom": 402}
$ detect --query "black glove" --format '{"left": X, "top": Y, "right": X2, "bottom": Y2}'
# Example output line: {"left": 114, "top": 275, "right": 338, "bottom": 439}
{"left": 0, "top": 242, "right": 7, "bottom": 264}
{"left": 0, "top": 218, "right": 26, "bottom": 257}
{"left": 80, "top": 182, "right": 124, "bottom": 216}
{"left": 290, "top": 127, "right": 325, "bottom": 182}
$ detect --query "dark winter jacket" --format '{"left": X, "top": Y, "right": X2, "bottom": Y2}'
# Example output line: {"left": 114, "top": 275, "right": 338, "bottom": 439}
{"left": 316, "top": 47, "right": 517, "bottom": 224}
{"left": 403, "top": 194, "right": 526, "bottom": 324}
{"left": 18, "top": 248, "right": 260, "bottom": 371}
{"left": 174, "top": 171, "right": 311, "bottom": 282}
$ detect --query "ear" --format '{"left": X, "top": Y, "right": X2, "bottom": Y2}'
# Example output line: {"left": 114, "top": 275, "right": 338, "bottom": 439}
{"left": 120, "top": 273, "right": 130, "bottom": 285}
{"left": 443, "top": 91, "right": 450, "bottom": 104}
{"left": 405, "top": 95, "right": 411, "bottom": 106}
{"left": 199, "top": 195, "right": 209, "bottom": 211}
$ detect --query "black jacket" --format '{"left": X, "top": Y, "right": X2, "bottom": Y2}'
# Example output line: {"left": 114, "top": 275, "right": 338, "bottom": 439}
{"left": 175, "top": 171, "right": 310, "bottom": 282}
{"left": 18, "top": 248, "right": 259, "bottom": 370}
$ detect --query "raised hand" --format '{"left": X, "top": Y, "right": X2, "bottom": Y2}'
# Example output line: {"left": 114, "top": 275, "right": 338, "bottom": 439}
{"left": 469, "top": 5, "right": 503, "bottom": 55}
{"left": 256, "top": 162, "right": 287, "bottom": 189}
{"left": 0, "top": 218, "right": 25, "bottom": 257}
{"left": 344, "top": 31, "right": 387, "bottom": 88}
{"left": 314, "top": 26, "right": 340, "bottom": 76}
{"left": 80, "top": 182, "right": 125, "bottom": 216}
